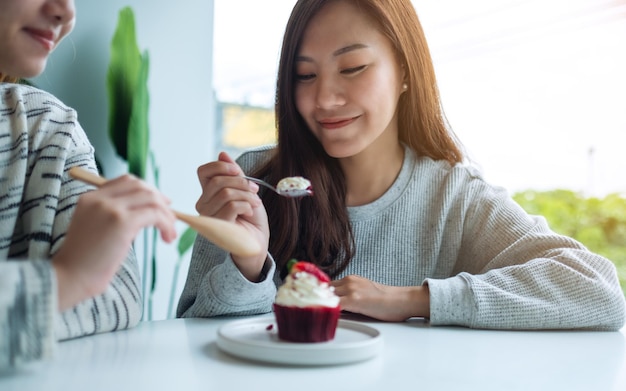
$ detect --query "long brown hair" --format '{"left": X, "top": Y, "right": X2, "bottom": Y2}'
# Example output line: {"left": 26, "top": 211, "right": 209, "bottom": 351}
{"left": 0, "top": 73, "right": 19, "bottom": 83}
{"left": 251, "top": 0, "right": 463, "bottom": 278}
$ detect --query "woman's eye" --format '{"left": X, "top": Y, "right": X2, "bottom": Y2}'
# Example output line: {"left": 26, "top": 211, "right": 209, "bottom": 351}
{"left": 296, "top": 73, "right": 315, "bottom": 82}
{"left": 341, "top": 65, "right": 367, "bottom": 75}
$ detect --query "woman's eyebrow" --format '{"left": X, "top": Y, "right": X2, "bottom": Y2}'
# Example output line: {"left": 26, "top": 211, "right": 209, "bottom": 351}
{"left": 333, "top": 43, "right": 368, "bottom": 56}
{"left": 296, "top": 43, "right": 369, "bottom": 62}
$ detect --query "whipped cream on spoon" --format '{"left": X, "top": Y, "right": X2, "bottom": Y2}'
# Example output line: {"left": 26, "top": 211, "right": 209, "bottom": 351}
{"left": 243, "top": 175, "right": 313, "bottom": 198}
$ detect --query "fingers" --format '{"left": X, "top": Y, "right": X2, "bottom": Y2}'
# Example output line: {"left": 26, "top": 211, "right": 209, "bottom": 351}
{"left": 197, "top": 152, "right": 241, "bottom": 188}
{"left": 218, "top": 151, "right": 235, "bottom": 164}
{"left": 331, "top": 275, "right": 377, "bottom": 315}
{"left": 196, "top": 177, "right": 260, "bottom": 217}
{"left": 195, "top": 152, "right": 261, "bottom": 219}
{"left": 80, "top": 174, "right": 178, "bottom": 242}
{"left": 330, "top": 276, "right": 353, "bottom": 307}
{"left": 100, "top": 174, "right": 170, "bottom": 207}
{"left": 120, "top": 206, "right": 177, "bottom": 243}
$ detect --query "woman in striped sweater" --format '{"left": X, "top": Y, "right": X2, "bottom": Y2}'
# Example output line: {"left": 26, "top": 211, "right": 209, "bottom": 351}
{"left": 1, "top": 0, "right": 177, "bottom": 369}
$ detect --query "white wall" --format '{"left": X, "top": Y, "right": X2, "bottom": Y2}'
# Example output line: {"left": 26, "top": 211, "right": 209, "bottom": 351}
{"left": 33, "top": 1, "right": 216, "bottom": 320}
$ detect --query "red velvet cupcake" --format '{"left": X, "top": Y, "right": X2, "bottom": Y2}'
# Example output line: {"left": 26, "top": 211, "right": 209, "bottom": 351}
{"left": 273, "top": 260, "right": 340, "bottom": 343}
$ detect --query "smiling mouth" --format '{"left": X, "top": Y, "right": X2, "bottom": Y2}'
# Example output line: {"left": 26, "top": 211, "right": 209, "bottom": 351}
{"left": 25, "top": 28, "right": 56, "bottom": 51}
{"left": 318, "top": 116, "right": 359, "bottom": 130}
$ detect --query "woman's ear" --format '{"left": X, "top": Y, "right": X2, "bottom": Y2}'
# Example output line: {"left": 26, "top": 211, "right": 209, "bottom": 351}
{"left": 399, "top": 62, "right": 408, "bottom": 92}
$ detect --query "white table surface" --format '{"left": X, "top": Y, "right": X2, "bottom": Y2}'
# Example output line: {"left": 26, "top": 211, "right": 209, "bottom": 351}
{"left": 1, "top": 315, "right": 625, "bottom": 391}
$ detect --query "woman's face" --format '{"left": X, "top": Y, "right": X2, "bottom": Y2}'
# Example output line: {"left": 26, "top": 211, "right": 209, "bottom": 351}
{"left": 0, "top": 0, "right": 75, "bottom": 78}
{"left": 294, "top": 0, "right": 405, "bottom": 159}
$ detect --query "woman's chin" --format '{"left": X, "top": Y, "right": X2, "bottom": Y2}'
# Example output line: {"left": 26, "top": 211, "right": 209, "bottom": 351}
{"left": 10, "top": 59, "right": 48, "bottom": 80}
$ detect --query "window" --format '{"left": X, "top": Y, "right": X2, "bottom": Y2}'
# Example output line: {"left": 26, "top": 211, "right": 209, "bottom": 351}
{"left": 213, "top": 0, "right": 626, "bottom": 196}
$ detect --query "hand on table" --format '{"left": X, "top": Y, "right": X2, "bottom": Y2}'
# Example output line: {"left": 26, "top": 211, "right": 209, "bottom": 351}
{"left": 331, "top": 275, "right": 430, "bottom": 321}
{"left": 195, "top": 152, "right": 269, "bottom": 281}
{"left": 53, "top": 173, "right": 178, "bottom": 311}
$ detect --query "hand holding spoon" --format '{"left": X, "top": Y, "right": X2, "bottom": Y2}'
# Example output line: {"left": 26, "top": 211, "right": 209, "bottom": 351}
{"left": 69, "top": 167, "right": 262, "bottom": 258}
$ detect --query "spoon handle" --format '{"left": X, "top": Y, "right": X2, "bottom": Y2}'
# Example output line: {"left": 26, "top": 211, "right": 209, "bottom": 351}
{"left": 68, "top": 167, "right": 262, "bottom": 258}
{"left": 242, "top": 175, "right": 278, "bottom": 193}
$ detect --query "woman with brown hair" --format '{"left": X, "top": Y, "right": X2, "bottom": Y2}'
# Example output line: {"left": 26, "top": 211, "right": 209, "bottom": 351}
{"left": 178, "top": 0, "right": 625, "bottom": 330}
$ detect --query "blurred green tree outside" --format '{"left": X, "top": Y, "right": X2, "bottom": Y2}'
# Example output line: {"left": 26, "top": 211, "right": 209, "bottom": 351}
{"left": 513, "top": 189, "right": 626, "bottom": 295}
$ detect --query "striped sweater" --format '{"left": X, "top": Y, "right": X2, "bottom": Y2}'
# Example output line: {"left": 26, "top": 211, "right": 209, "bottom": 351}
{"left": 0, "top": 84, "right": 142, "bottom": 369}
{"left": 178, "top": 144, "right": 626, "bottom": 330}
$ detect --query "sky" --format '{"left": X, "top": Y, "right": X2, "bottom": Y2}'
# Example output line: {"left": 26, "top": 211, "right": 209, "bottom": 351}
{"left": 212, "top": 0, "right": 626, "bottom": 197}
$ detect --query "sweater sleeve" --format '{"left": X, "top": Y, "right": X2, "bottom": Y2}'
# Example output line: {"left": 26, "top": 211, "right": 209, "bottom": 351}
{"left": 176, "top": 236, "right": 277, "bottom": 317}
{"left": 0, "top": 261, "right": 57, "bottom": 368}
{"left": 426, "top": 178, "right": 626, "bottom": 330}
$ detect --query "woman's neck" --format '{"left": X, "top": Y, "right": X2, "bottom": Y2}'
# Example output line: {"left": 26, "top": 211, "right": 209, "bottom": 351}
{"left": 341, "top": 142, "right": 405, "bottom": 207}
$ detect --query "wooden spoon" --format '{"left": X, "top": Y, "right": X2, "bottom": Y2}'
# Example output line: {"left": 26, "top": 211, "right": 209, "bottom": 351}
{"left": 68, "top": 167, "right": 261, "bottom": 257}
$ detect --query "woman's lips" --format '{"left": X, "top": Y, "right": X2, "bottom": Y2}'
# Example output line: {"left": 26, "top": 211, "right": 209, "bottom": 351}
{"left": 318, "top": 116, "right": 359, "bottom": 130}
{"left": 24, "top": 28, "right": 56, "bottom": 51}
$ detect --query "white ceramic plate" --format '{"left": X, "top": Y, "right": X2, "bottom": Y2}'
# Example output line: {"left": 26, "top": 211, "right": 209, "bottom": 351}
{"left": 216, "top": 317, "right": 383, "bottom": 366}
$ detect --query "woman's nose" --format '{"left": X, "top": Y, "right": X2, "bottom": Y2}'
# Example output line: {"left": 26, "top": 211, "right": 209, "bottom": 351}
{"left": 315, "top": 76, "right": 346, "bottom": 109}
{"left": 44, "top": 0, "right": 76, "bottom": 25}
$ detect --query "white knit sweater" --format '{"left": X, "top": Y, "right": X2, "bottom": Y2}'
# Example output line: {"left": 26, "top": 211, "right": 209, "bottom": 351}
{"left": 0, "top": 84, "right": 142, "bottom": 369}
{"left": 178, "top": 144, "right": 626, "bottom": 330}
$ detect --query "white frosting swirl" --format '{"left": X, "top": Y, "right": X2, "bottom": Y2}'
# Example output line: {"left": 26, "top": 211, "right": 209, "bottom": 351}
{"left": 275, "top": 271, "right": 340, "bottom": 308}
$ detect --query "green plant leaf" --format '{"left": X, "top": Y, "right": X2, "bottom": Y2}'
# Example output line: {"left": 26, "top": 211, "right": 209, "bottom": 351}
{"left": 107, "top": 6, "right": 141, "bottom": 161}
{"left": 127, "top": 51, "right": 150, "bottom": 178}
{"left": 150, "top": 150, "right": 160, "bottom": 189}
{"left": 177, "top": 227, "right": 197, "bottom": 257}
